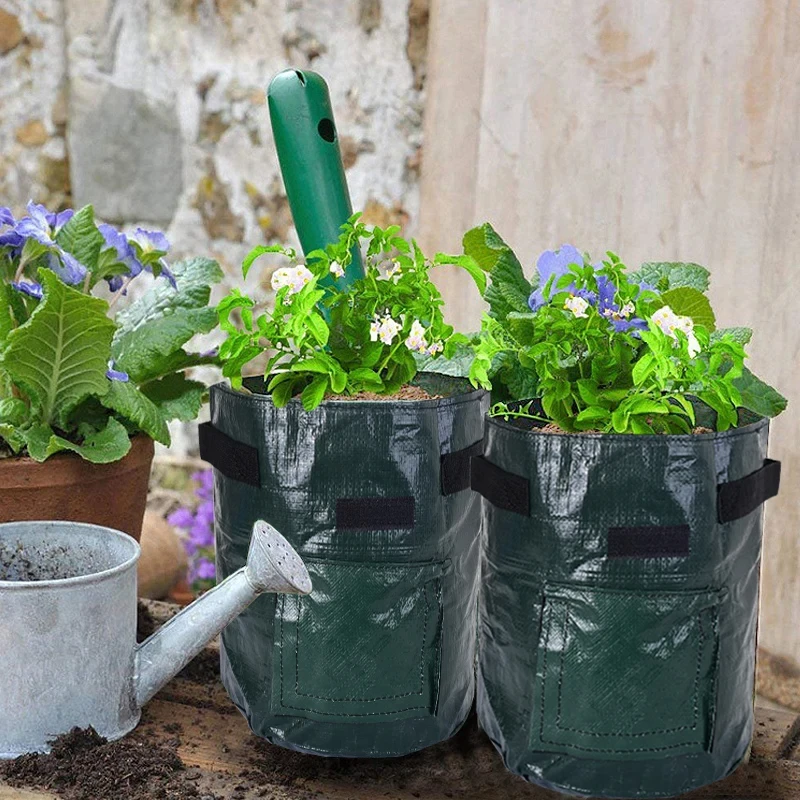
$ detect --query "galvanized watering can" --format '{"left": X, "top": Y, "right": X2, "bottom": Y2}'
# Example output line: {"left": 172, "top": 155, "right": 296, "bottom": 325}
{"left": 0, "top": 519, "right": 312, "bottom": 758}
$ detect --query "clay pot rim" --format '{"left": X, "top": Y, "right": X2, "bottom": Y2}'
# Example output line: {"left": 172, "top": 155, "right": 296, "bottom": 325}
{"left": 0, "top": 434, "right": 155, "bottom": 489}
{"left": 0, "top": 521, "right": 141, "bottom": 590}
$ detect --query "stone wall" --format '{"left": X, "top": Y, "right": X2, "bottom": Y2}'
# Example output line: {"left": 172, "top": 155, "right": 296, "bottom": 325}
{"left": 0, "top": 0, "right": 429, "bottom": 452}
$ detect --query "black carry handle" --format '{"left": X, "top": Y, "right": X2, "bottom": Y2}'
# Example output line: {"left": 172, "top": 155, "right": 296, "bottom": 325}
{"left": 717, "top": 458, "right": 781, "bottom": 523}
{"left": 470, "top": 455, "right": 530, "bottom": 516}
{"left": 199, "top": 420, "right": 482, "bottom": 497}
{"left": 470, "top": 455, "right": 781, "bottom": 524}
{"left": 198, "top": 421, "right": 261, "bottom": 487}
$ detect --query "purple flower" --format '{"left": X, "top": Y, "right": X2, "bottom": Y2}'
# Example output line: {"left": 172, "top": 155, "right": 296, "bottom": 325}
{"left": 189, "top": 520, "right": 214, "bottom": 549}
{"left": 528, "top": 245, "right": 585, "bottom": 311}
{"left": 106, "top": 360, "right": 129, "bottom": 382}
{"left": 99, "top": 223, "right": 144, "bottom": 277}
{"left": 158, "top": 261, "right": 178, "bottom": 289}
{"left": 131, "top": 228, "right": 170, "bottom": 254}
{"left": 15, "top": 201, "right": 55, "bottom": 247}
{"left": 192, "top": 470, "right": 214, "bottom": 501}
{"left": 11, "top": 280, "right": 43, "bottom": 299}
{"left": 0, "top": 207, "right": 14, "bottom": 227}
{"left": 45, "top": 209, "right": 74, "bottom": 234}
{"left": 168, "top": 507, "right": 195, "bottom": 529}
{"left": 611, "top": 317, "right": 648, "bottom": 333}
{"left": 596, "top": 275, "right": 618, "bottom": 316}
{"left": 48, "top": 251, "right": 87, "bottom": 285}
{"left": 192, "top": 558, "right": 216, "bottom": 582}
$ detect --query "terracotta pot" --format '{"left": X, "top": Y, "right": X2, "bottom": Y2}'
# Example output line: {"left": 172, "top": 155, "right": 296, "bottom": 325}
{"left": 0, "top": 435, "right": 154, "bottom": 541}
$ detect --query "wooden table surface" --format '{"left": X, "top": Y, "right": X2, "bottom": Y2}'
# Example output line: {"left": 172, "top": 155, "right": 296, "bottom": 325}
{"left": 3, "top": 601, "right": 799, "bottom": 800}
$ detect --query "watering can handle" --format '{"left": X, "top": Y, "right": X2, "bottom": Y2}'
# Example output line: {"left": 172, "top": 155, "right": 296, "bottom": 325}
{"left": 268, "top": 68, "right": 364, "bottom": 288}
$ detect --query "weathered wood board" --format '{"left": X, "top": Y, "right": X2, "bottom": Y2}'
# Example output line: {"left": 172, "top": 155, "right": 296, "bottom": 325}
{"left": 419, "top": 0, "right": 800, "bottom": 666}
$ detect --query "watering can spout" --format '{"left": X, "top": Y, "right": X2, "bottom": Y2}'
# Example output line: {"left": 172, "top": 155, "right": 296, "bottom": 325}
{"left": 134, "top": 521, "right": 311, "bottom": 708}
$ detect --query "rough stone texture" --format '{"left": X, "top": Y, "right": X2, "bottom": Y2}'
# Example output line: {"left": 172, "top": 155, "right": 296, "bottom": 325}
{"left": 1, "top": 0, "right": 426, "bottom": 454}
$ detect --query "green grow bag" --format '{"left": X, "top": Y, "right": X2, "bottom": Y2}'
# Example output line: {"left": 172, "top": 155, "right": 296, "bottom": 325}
{"left": 199, "top": 374, "right": 488, "bottom": 757}
{"left": 471, "top": 410, "right": 780, "bottom": 798}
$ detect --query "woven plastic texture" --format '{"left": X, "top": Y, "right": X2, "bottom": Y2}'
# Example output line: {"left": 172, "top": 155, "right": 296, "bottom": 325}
{"left": 476, "top": 412, "right": 772, "bottom": 798}
{"left": 211, "top": 374, "right": 488, "bottom": 757}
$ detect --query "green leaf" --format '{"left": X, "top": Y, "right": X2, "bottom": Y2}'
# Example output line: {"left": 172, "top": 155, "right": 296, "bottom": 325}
{"left": 462, "top": 223, "right": 514, "bottom": 271}
{"left": 463, "top": 223, "right": 531, "bottom": 321}
{"left": 413, "top": 342, "right": 474, "bottom": 378}
{"left": 660, "top": 287, "right": 716, "bottom": 331}
{"left": 0, "top": 283, "right": 14, "bottom": 344}
{"left": 24, "top": 417, "right": 131, "bottom": 464}
{"left": 291, "top": 357, "right": 332, "bottom": 375}
{"left": 2, "top": 270, "right": 115, "bottom": 427}
{"left": 710, "top": 327, "right": 753, "bottom": 346}
{"left": 301, "top": 375, "right": 328, "bottom": 411}
{"left": 55, "top": 205, "right": 104, "bottom": 273}
{"left": 271, "top": 377, "right": 297, "bottom": 407}
{"left": 305, "top": 311, "right": 329, "bottom": 347}
{"left": 242, "top": 245, "right": 295, "bottom": 279}
{"left": 733, "top": 367, "right": 788, "bottom": 418}
{"left": 100, "top": 379, "right": 171, "bottom": 445}
{"left": 349, "top": 367, "right": 384, "bottom": 389}
{"left": 433, "top": 253, "right": 487, "bottom": 295}
{"left": 0, "top": 397, "right": 28, "bottom": 426}
{"left": 112, "top": 257, "right": 223, "bottom": 383}
{"left": 134, "top": 348, "right": 219, "bottom": 383}
{"left": 632, "top": 262, "right": 710, "bottom": 292}
{"left": 141, "top": 373, "right": 206, "bottom": 424}
{"left": 0, "top": 424, "right": 25, "bottom": 454}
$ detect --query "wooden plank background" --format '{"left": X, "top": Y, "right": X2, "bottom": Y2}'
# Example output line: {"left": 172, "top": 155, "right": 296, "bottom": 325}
{"left": 420, "top": 0, "right": 800, "bottom": 663}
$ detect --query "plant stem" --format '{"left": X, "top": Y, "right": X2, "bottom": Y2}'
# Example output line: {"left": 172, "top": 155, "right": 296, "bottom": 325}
{"left": 82, "top": 270, "right": 92, "bottom": 293}
{"left": 108, "top": 274, "right": 135, "bottom": 309}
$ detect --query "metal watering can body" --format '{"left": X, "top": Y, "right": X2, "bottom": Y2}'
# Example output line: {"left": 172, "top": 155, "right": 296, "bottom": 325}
{"left": 0, "top": 519, "right": 311, "bottom": 758}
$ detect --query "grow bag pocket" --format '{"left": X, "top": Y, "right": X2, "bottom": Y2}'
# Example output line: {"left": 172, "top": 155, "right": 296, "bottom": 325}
{"left": 532, "top": 583, "right": 723, "bottom": 761}
{"left": 272, "top": 558, "right": 447, "bottom": 723}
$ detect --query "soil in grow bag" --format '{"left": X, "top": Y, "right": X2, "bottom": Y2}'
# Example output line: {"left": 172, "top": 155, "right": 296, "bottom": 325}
{"left": 199, "top": 373, "right": 489, "bottom": 758}
{"left": 472, "top": 407, "right": 780, "bottom": 798}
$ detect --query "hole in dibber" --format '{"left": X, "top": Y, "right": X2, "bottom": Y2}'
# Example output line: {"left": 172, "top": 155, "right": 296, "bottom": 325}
{"left": 294, "top": 70, "right": 306, "bottom": 85}
{"left": 318, "top": 118, "right": 336, "bottom": 142}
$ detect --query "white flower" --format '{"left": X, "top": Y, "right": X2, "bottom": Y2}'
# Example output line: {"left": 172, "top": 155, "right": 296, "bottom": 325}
{"left": 330, "top": 260, "right": 344, "bottom": 279}
{"left": 651, "top": 305, "right": 701, "bottom": 357}
{"left": 271, "top": 267, "right": 292, "bottom": 291}
{"left": 371, "top": 313, "right": 402, "bottom": 346}
{"left": 386, "top": 262, "right": 402, "bottom": 281}
{"left": 426, "top": 341, "right": 444, "bottom": 356}
{"left": 620, "top": 302, "right": 635, "bottom": 318}
{"left": 564, "top": 295, "right": 590, "bottom": 318}
{"left": 271, "top": 265, "right": 313, "bottom": 297}
{"left": 405, "top": 319, "right": 428, "bottom": 353}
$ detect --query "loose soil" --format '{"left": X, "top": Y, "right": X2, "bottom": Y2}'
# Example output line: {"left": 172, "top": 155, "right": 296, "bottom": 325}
{"left": 326, "top": 385, "right": 441, "bottom": 402}
{"left": 136, "top": 600, "right": 157, "bottom": 643}
{"left": 510, "top": 418, "right": 718, "bottom": 435}
{"left": 0, "top": 727, "right": 220, "bottom": 800}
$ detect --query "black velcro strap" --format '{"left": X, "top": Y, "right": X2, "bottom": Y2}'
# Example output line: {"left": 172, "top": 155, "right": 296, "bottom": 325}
{"left": 198, "top": 421, "right": 260, "bottom": 487}
{"left": 470, "top": 456, "right": 530, "bottom": 516}
{"left": 718, "top": 458, "right": 781, "bottom": 523}
{"left": 440, "top": 439, "right": 485, "bottom": 495}
{"left": 336, "top": 496, "right": 415, "bottom": 530}
{"left": 608, "top": 525, "right": 691, "bottom": 559}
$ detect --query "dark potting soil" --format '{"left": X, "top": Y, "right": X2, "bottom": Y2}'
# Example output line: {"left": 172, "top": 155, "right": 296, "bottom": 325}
{"left": 176, "top": 647, "right": 220, "bottom": 684}
{"left": 325, "top": 384, "right": 441, "bottom": 402}
{"left": 506, "top": 417, "right": 717, "bottom": 435}
{"left": 136, "top": 601, "right": 157, "bottom": 643}
{"left": 0, "top": 726, "right": 220, "bottom": 800}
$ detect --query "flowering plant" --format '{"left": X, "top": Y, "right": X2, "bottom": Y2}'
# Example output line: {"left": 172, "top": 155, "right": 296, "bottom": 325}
{"left": 217, "top": 214, "right": 482, "bottom": 409}
{"left": 451, "top": 224, "right": 785, "bottom": 433}
{"left": 0, "top": 202, "right": 222, "bottom": 462}
{"left": 168, "top": 469, "right": 216, "bottom": 591}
